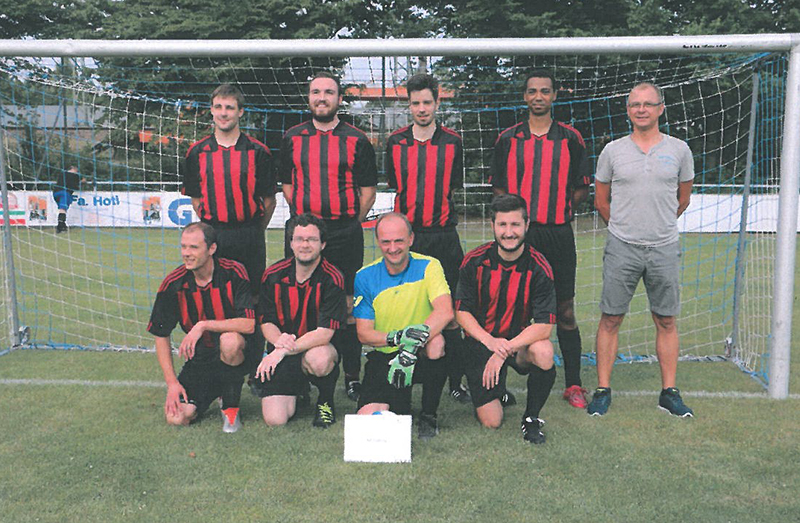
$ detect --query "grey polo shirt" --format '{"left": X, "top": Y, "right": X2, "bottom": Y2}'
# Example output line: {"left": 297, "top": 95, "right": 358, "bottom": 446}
{"left": 595, "top": 134, "right": 694, "bottom": 246}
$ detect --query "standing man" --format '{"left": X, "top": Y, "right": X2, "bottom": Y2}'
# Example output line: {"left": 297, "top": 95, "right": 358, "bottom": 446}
{"left": 589, "top": 82, "right": 694, "bottom": 418}
{"left": 385, "top": 73, "right": 469, "bottom": 404}
{"left": 456, "top": 194, "right": 557, "bottom": 444}
{"left": 52, "top": 164, "right": 82, "bottom": 233}
{"left": 353, "top": 213, "right": 453, "bottom": 439}
{"left": 278, "top": 71, "right": 378, "bottom": 402}
{"left": 491, "top": 69, "right": 592, "bottom": 409}
{"left": 253, "top": 214, "right": 347, "bottom": 428}
{"left": 181, "top": 83, "right": 276, "bottom": 287}
{"left": 148, "top": 222, "right": 255, "bottom": 432}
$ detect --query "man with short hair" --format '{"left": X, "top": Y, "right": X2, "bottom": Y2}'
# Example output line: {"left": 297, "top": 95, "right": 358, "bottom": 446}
{"left": 181, "top": 83, "right": 276, "bottom": 287}
{"left": 278, "top": 71, "right": 378, "bottom": 402}
{"left": 589, "top": 82, "right": 695, "bottom": 418}
{"left": 385, "top": 73, "right": 469, "bottom": 404}
{"left": 253, "top": 213, "right": 347, "bottom": 428}
{"left": 353, "top": 213, "right": 454, "bottom": 439}
{"left": 491, "top": 69, "right": 591, "bottom": 409}
{"left": 148, "top": 222, "right": 255, "bottom": 432}
{"left": 456, "top": 194, "right": 556, "bottom": 444}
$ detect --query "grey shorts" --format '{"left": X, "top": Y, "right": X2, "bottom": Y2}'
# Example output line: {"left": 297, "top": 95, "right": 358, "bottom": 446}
{"left": 600, "top": 234, "right": 681, "bottom": 317}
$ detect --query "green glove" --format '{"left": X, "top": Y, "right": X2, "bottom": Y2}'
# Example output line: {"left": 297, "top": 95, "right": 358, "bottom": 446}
{"left": 386, "top": 324, "right": 430, "bottom": 350}
{"left": 387, "top": 347, "right": 418, "bottom": 388}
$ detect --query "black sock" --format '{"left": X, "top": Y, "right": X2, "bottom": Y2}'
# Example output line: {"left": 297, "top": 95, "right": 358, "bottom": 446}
{"left": 557, "top": 327, "right": 583, "bottom": 388}
{"left": 220, "top": 362, "right": 244, "bottom": 410}
{"left": 442, "top": 329, "right": 465, "bottom": 390}
{"left": 525, "top": 365, "right": 556, "bottom": 419}
{"left": 308, "top": 363, "right": 339, "bottom": 406}
{"left": 58, "top": 213, "right": 66, "bottom": 224}
{"left": 420, "top": 356, "right": 448, "bottom": 416}
{"left": 334, "top": 324, "right": 361, "bottom": 381}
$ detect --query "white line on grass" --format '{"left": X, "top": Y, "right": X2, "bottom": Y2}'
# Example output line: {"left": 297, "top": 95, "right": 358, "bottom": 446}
{"left": 0, "top": 378, "right": 798, "bottom": 400}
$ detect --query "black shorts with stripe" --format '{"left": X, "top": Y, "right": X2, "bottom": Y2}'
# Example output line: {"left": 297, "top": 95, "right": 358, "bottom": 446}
{"left": 411, "top": 226, "right": 464, "bottom": 294}
{"left": 177, "top": 359, "right": 223, "bottom": 417}
{"left": 525, "top": 223, "right": 577, "bottom": 303}
{"left": 357, "top": 350, "right": 414, "bottom": 414}
{"left": 250, "top": 349, "right": 308, "bottom": 398}
{"left": 463, "top": 337, "right": 531, "bottom": 409}
{"left": 212, "top": 219, "right": 266, "bottom": 289}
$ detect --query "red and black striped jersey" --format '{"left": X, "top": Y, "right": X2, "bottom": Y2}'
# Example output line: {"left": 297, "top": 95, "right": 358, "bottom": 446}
{"left": 278, "top": 120, "right": 378, "bottom": 221}
{"left": 491, "top": 121, "right": 591, "bottom": 225}
{"left": 148, "top": 258, "right": 255, "bottom": 362}
{"left": 456, "top": 242, "right": 556, "bottom": 339}
{"left": 257, "top": 257, "right": 347, "bottom": 337}
{"left": 386, "top": 124, "right": 463, "bottom": 229}
{"left": 181, "top": 133, "right": 275, "bottom": 224}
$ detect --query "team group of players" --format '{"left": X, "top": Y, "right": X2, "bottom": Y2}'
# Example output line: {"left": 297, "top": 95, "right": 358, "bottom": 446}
{"left": 148, "top": 69, "right": 695, "bottom": 445}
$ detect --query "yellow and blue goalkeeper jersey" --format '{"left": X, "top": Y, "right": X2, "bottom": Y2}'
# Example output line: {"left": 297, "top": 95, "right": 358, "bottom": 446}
{"left": 353, "top": 252, "right": 450, "bottom": 353}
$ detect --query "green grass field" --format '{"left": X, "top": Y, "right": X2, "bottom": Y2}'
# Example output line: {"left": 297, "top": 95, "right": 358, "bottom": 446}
{"left": 1, "top": 224, "right": 798, "bottom": 522}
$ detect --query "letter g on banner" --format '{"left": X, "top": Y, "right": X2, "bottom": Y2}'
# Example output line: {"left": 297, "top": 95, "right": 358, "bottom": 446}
{"left": 169, "top": 197, "right": 194, "bottom": 226}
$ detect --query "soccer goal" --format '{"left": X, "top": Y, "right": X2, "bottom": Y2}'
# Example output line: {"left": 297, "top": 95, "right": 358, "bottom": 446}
{"left": 0, "top": 35, "right": 796, "bottom": 398}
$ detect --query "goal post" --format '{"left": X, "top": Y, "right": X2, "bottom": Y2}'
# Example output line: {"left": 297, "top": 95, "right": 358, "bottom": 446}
{"left": 0, "top": 34, "right": 796, "bottom": 399}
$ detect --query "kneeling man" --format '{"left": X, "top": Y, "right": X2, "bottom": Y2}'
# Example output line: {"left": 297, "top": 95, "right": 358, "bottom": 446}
{"left": 253, "top": 214, "right": 347, "bottom": 428}
{"left": 456, "top": 194, "right": 557, "bottom": 444}
{"left": 353, "top": 213, "right": 454, "bottom": 440}
{"left": 148, "top": 222, "right": 255, "bottom": 432}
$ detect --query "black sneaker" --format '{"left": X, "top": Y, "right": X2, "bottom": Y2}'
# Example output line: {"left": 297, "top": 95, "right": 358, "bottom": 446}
{"left": 521, "top": 416, "right": 545, "bottom": 444}
{"left": 312, "top": 402, "right": 335, "bottom": 428}
{"left": 417, "top": 413, "right": 439, "bottom": 440}
{"left": 56, "top": 221, "right": 68, "bottom": 233}
{"left": 658, "top": 387, "right": 694, "bottom": 418}
{"left": 500, "top": 389, "right": 517, "bottom": 407}
{"left": 450, "top": 384, "right": 472, "bottom": 404}
{"left": 346, "top": 380, "right": 361, "bottom": 402}
{"left": 587, "top": 387, "right": 612, "bottom": 416}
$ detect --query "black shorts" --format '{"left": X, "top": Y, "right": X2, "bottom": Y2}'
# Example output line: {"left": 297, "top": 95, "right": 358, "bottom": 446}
{"left": 177, "top": 360, "right": 223, "bottom": 416}
{"left": 463, "top": 337, "right": 531, "bottom": 409}
{"left": 213, "top": 220, "right": 266, "bottom": 288}
{"left": 526, "top": 223, "right": 577, "bottom": 303}
{"left": 411, "top": 227, "right": 464, "bottom": 294}
{"left": 357, "top": 350, "right": 414, "bottom": 414}
{"left": 284, "top": 218, "right": 363, "bottom": 295}
{"left": 250, "top": 351, "right": 308, "bottom": 398}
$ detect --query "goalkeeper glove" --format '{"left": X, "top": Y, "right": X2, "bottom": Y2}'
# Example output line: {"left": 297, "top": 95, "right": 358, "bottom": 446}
{"left": 386, "top": 324, "right": 430, "bottom": 349}
{"left": 387, "top": 347, "right": 418, "bottom": 388}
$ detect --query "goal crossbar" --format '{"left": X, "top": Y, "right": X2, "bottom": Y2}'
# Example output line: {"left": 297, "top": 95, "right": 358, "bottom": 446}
{"left": 0, "top": 34, "right": 796, "bottom": 399}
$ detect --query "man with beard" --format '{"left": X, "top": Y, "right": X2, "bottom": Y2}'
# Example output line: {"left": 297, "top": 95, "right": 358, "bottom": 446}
{"left": 278, "top": 71, "right": 378, "bottom": 402}
{"left": 253, "top": 214, "right": 347, "bottom": 428}
{"left": 455, "top": 194, "right": 557, "bottom": 444}
{"left": 491, "top": 70, "right": 591, "bottom": 409}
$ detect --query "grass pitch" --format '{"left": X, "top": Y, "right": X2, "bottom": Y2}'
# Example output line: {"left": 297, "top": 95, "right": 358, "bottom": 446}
{"left": 1, "top": 224, "right": 798, "bottom": 522}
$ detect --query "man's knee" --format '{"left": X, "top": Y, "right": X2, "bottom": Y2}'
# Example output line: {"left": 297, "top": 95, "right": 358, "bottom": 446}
{"left": 422, "top": 334, "right": 445, "bottom": 360}
{"left": 303, "top": 344, "right": 337, "bottom": 376}
{"left": 219, "top": 332, "right": 245, "bottom": 364}
{"left": 261, "top": 398, "right": 294, "bottom": 426}
{"left": 523, "top": 339, "right": 554, "bottom": 370}
{"left": 652, "top": 313, "right": 677, "bottom": 332}
{"left": 476, "top": 400, "right": 503, "bottom": 429}
{"left": 599, "top": 313, "right": 625, "bottom": 333}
